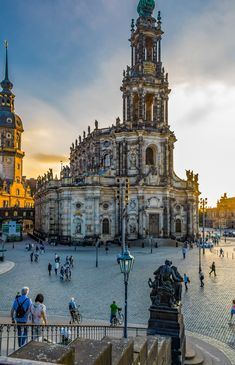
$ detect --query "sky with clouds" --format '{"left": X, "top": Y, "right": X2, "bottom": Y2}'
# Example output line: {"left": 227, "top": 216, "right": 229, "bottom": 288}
{"left": 0, "top": 0, "right": 234, "bottom": 206}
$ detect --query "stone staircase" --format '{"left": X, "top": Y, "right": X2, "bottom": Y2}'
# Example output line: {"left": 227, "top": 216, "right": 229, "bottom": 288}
{"left": 185, "top": 339, "right": 213, "bottom": 365}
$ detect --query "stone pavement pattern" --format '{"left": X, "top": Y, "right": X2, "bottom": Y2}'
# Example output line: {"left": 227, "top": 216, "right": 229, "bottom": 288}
{"left": 0, "top": 239, "right": 235, "bottom": 360}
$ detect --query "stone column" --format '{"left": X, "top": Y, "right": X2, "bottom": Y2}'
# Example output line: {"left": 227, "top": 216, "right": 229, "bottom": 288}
{"left": 123, "top": 94, "right": 126, "bottom": 122}
{"left": 153, "top": 94, "right": 158, "bottom": 123}
{"left": 130, "top": 93, "right": 134, "bottom": 122}
{"left": 165, "top": 95, "right": 169, "bottom": 125}
{"left": 163, "top": 198, "right": 170, "bottom": 237}
{"left": 138, "top": 137, "right": 144, "bottom": 175}
{"left": 138, "top": 194, "right": 144, "bottom": 237}
{"left": 138, "top": 90, "right": 145, "bottom": 121}
{"left": 153, "top": 39, "right": 158, "bottom": 64}
{"left": 94, "top": 193, "right": 100, "bottom": 236}
{"left": 156, "top": 93, "right": 161, "bottom": 124}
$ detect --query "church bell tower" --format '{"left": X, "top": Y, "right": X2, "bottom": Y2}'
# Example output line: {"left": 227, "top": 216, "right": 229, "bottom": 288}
{"left": 121, "top": 0, "right": 170, "bottom": 132}
{"left": 0, "top": 42, "right": 24, "bottom": 183}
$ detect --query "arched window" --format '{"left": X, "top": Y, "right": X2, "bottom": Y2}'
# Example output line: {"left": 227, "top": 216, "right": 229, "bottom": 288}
{"left": 102, "top": 218, "right": 110, "bottom": 234}
{"left": 175, "top": 219, "right": 182, "bottom": 233}
{"left": 146, "top": 147, "right": 154, "bottom": 165}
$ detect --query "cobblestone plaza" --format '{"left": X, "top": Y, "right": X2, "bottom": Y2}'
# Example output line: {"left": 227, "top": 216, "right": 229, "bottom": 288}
{"left": 0, "top": 239, "right": 235, "bottom": 358}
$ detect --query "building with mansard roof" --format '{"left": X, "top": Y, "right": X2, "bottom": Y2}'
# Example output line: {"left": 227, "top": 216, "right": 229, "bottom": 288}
{"left": 34, "top": 0, "right": 199, "bottom": 244}
{"left": 0, "top": 43, "right": 34, "bottom": 230}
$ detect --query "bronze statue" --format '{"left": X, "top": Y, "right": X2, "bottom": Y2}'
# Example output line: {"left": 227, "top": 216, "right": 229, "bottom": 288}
{"left": 148, "top": 260, "right": 183, "bottom": 307}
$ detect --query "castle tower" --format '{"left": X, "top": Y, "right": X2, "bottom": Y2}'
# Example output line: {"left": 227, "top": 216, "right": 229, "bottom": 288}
{"left": 0, "top": 42, "right": 24, "bottom": 183}
{"left": 122, "top": 1, "right": 169, "bottom": 131}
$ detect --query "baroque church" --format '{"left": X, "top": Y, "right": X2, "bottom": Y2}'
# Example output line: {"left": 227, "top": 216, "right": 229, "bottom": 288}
{"left": 0, "top": 43, "right": 34, "bottom": 214}
{"left": 35, "top": 0, "right": 199, "bottom": 244}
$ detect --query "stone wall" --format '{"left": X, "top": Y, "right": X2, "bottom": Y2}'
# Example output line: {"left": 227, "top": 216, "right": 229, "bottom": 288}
{"left": 2, "top": 335, "right": 172, "bottom": 365}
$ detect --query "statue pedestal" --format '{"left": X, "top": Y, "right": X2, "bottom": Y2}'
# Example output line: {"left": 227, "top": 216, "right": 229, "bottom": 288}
{"left": 148, "top": 305, "right": 185, "bottom": 365}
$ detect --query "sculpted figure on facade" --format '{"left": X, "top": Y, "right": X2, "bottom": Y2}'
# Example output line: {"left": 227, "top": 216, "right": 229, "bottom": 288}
{"left": 75, "top": 219, "right": 82, "bottom": 235}
{"left": 129, "top": 147, "right": 137, "bottom": 168}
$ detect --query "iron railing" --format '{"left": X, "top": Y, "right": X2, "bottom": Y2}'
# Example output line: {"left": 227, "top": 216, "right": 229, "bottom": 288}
{"left": 0, "top": 324, "right": 147, "bottom": 357}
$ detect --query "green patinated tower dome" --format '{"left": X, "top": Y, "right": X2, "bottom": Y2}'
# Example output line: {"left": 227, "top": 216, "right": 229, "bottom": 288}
{"left": 137, "top": 0, "right": 155, "bottom": 17}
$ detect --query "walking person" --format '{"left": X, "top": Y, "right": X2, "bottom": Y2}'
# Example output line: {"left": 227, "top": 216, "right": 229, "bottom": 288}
{"left": 209, "top": 261, "right": 216, "bottom": 276}
{"left": 69, "top": 256, "right": 74, "bottom": 268}
{"left": 105, "top": 243, "right": 109, "bottom": 254}
{"left": 34, "top": 252, "right": 39, "bottom": 263}
{"left": 219, "top": 248, "right": 224, "bottom": 257}
{"left": 10, "top": 287, "right": 32, "bottom": 347}
{"left": 199, "top": 269, "right": 204, "bottom": 287}
{"left": 30, "top": 293, "right": 47, "bottom": 340}
{"left": 54, "top": 261, "right": 59, "bottom": 275}
{"left": 229, "top": 299, "right": 235, "bottom": 324}
{"left": 48, "top": 262, "right": 52, "bottom": 276}
{"left": 30, "top": 251, "right": 34, "bottom": 263}
{"left": 182, "top": 247, "right": 187, "bottom": 259}
{"left": 183, "top": 273, "right": 190, "bottom": 291}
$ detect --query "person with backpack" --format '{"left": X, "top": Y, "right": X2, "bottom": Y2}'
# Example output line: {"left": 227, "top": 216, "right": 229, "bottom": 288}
{"left": 10, "top": 287, "right": 32, "bottom": 347}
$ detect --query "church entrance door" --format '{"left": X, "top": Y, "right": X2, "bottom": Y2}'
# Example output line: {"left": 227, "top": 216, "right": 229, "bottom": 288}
{"left": 149, "top": 213, "right": 160, "bottom": 237}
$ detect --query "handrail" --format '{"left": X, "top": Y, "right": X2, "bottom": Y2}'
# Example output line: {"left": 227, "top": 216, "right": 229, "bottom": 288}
{"left": 0, "top": 323, "right": 147, "bottom": 357}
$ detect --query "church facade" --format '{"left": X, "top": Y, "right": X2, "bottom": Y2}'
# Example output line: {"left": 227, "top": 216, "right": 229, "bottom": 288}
{"left": 35, "top": 1, "right": 200, "bottom": 243}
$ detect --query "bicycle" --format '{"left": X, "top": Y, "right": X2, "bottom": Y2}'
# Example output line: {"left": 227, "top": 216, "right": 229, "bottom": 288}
{"left": 69, "top": 307, "right": 82, "bottom": 324}
{"left": 111, "top": 308, "right": 124, "bottom": 327}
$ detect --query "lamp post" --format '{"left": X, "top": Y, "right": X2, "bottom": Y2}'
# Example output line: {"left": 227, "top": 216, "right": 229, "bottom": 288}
{"left": 200, "top": 197, "right": 207, "bottom": 255}
{"left": 119, "top": 249, "right": 134, "bottom": 338}
{"left": 94, "top": 235, "right": 100, "bottom": 268}
{"left": 95, "top": 242, "right": 99, "bottom": 268}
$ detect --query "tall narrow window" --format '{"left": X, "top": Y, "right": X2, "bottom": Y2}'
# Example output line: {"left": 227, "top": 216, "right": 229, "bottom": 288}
{"left": 146, "top": 94, "right": 153, "bottom": 121}
{"left": 175, "top": 219, "right": 182, "bottom": 233}
{"left": 103, "top": 154, "right": 111, "bottom": 168}
{"left": 102, "top": 218, "right": 110, "bottom": 234}
{"left": 146, "top": 147, "right": 154, "bottom": 165}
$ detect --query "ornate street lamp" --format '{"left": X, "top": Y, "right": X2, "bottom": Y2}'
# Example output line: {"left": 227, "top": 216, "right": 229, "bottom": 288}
{"left": 119, "top": 249, "right": 134, "bottom": 338}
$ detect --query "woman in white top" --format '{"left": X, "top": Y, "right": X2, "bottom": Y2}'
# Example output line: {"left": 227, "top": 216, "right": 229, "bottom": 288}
{"left": 30, "top": 293, "right": 47, "bottom": 340}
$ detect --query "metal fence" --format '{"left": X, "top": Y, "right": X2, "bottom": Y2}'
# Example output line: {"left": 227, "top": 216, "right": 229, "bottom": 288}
{"left": 0, "top": 324, "right": 147, "bottom": 357}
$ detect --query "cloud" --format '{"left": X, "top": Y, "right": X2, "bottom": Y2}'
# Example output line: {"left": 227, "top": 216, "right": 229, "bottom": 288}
{"left": 31, "top": 153, "right": 67, "bottom": 163}
{"left": 170, "top": 82, "right": 235, "bottom": 206}
{"left": 165, "top": 0, "right": 235, "bottom": 85}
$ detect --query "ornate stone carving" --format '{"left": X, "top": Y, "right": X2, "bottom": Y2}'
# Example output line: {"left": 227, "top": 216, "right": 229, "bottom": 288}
{"left": 148, "top": 260, "right": 183, "bottom": 308}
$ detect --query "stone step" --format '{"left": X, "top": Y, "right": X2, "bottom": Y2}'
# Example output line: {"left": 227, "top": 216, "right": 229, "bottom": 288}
{"left": 185, "top": 342, "right": 196, "bottom": 360}
{"left": 185, "top": 342, "right": 214, "bottom": 365}
{"left": 184, "top": 353, "right": 204, "bottom": 365}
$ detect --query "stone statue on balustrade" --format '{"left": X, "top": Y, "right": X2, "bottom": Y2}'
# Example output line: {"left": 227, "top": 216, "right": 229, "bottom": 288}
{"left": 148, "top": 260, "right": 183, "bottom": 308}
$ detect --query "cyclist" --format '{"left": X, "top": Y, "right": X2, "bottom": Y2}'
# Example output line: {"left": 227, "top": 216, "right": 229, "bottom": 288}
{"left": 69, "top": 297, "right": 78, "bottom": 323}
{"left": 110, "top": 300, "right": 120, "bottom": 325}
